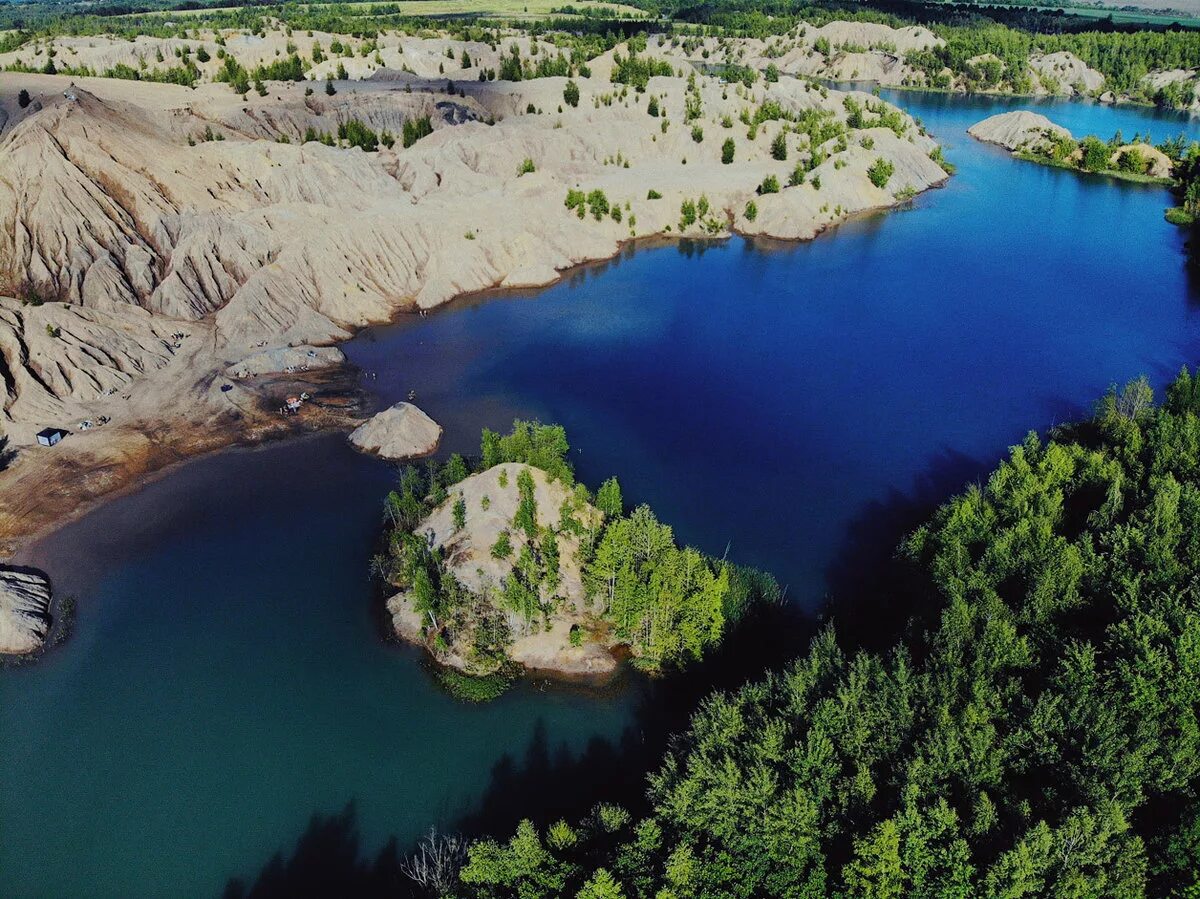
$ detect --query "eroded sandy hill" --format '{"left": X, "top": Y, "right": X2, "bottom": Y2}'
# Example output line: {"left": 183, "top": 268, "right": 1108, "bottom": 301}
{"left": 388, "top": 462, "right": 616, "bottom": 677}
{"left": 0, "top": 57, "right": 948, "bottom": 557}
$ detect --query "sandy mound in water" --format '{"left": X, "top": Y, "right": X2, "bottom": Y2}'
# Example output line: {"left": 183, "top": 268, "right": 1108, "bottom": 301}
{"left": 967, "top": 110, "right": 1071, "bottom": 151}
{"left": 349, "top": 402, "right": 441, "bottom": 460}
{"left": 388, "top": 463, "right": 617, "bottom": 677}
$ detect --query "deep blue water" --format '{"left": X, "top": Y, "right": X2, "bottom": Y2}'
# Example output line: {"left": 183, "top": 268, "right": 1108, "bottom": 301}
{"left": 3, "top": 92, "right": 1200, "bottom": 898}
{"left": 351, "top": 92, "right": 1200, "bottom": 603}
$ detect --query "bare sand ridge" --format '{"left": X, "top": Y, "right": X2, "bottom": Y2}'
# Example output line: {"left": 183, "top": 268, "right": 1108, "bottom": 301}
{"left": 0, "top": 29, "right": 952, "bottom": 650}
{"left": 967, "top": 110, "right": 1073, "bottom": 151}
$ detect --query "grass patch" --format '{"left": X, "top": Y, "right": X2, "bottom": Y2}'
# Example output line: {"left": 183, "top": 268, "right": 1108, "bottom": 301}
{"left": 1166, "top": 206, "right": 1195, "bottom": 226}
{"left": 435, "top": 664, "right": 518, "bottom": 702}
{"left": 1013, "top": 151, "right": 1173, "bottom": 186}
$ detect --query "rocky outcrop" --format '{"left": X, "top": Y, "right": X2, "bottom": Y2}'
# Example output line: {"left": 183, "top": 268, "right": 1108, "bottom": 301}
{"left": 348, "top": 402, "right": 441, "bottom": 460}
{"left": 0, "top": 566, "right": 51, "bottom": 654}
{"left": 967, "top": 111, "right": 1071, "bottom": 152}
{"left": 1030, "top": 52, "right": 1105, "bottom": 95}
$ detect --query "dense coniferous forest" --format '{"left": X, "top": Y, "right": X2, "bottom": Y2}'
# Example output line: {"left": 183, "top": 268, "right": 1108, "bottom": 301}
{"left": 447, "top": 371, "right": 1200, "bottom": 898}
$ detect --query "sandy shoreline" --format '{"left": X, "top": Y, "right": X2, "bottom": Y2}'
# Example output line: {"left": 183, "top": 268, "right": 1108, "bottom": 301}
{"left": 0, "top": 365, "right": 367, "bottom": 555}
{"left": 0, "top": 204, "right": 939, "bottom": 564}
{"left": 0, "top": 31, "right": 953, "bottom": 657}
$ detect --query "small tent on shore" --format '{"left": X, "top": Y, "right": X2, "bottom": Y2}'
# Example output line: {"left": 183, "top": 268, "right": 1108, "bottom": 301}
{"left": 36, "top": 428, "right": 67, "bottom": 447}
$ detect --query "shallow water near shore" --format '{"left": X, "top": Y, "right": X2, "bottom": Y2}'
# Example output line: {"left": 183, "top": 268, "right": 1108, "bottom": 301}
{"left": 4, "top": 92, "right": 1200, "bottom": 898}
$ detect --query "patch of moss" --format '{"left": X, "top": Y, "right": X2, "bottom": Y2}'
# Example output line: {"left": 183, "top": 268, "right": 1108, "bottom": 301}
{"left": 435, "top": 664, "right": 518, "bottom": 702}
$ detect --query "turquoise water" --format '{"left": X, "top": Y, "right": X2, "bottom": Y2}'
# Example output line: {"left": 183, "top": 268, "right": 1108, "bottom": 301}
{"left": 3, "top": 92, "right": 1200, "bottom": 898}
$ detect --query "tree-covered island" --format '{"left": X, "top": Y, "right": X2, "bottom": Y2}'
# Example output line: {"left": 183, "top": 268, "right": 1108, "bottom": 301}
{"left": 373, "top": 421, "right": 777, "bottom": 698}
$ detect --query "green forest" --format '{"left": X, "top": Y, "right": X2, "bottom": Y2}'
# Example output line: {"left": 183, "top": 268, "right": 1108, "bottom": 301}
{"left": 6, "top": 0, "right": 1200, "bottom": 110}
{"left": 447, "top": 370, "right": 1200, "bottom": 897}
{"left": 374, "top": 421, "right": 778, "bottom": 681}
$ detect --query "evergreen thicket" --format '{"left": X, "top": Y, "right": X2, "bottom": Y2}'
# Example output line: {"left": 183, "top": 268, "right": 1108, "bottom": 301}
{"left": 456, "top": 371, "right": 1200, "bottom": 898}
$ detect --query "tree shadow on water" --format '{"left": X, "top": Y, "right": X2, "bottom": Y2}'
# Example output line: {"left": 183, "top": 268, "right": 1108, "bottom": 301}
{"left": 219, "top": 601, "right": 811, "bottom": 898}
{"left": 220, "top": 801, "right": 405, "bottom": 899}
{"left": 450, "top": 598, "right": 811, "bottom": 845}
{"left": 822, "top": 445, "right": 988, "bottom": 652}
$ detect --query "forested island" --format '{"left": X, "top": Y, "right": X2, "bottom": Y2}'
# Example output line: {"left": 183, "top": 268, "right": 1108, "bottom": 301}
{"left": 406, "top": 370, "right": 1200, "bottom": 895}
{"left": 970, "top": 109, "right": 1200, "bottom": 228}
{"left": 375, "top": 421, "right": 777, "bottom": 697}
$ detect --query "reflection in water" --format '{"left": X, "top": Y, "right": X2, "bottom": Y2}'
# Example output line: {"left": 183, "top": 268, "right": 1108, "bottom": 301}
{"left": 222, "top": 601, "right": 810, "bottom": 899}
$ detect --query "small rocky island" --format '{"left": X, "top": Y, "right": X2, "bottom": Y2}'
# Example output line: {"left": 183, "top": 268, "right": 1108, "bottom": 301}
{"left": 374, "top": 421, "right": 776, "bottom": 698}
{"left": 349, "top": 401, "right": 442, "bottom": 461}
{"left": 969, "top": 110, "right": 1175, "bottom": 183}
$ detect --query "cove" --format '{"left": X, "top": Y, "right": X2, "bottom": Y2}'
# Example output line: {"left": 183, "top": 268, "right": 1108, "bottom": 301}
{"left": 3, "top": 91, "right": 1200, "bottom": 898}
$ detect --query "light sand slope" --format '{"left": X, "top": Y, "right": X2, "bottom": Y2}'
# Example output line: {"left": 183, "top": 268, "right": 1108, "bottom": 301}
{"left": 0, "top": 64, "right": 947, "bottom": 555}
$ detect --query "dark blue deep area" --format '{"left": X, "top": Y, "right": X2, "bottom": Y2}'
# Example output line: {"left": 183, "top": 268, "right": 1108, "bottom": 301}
{"left": 351, "top": 92, "right": 1200, "bottom": 604}
{"left": 3, "top": 92, "right": 1200, "bottom": 898}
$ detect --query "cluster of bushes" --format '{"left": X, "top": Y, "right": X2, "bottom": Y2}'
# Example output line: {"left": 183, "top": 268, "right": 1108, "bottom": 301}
{"left": 842, "top": 95, "right": 907, "bottom": 137}
{"left": 104, "top": 60, "right": 199, "bottom": 86}
{"left": 402, "top": 114, "right": 434, "bottom": 148}
{"left": 496, "top": 43, "right": 578, "bottom": 82}
{"left": 610, "top": 48, "right": 674, "bottom": 91}
{"left": 1021, "top": 127, "right": 1186, "bottom": 186}
{"left": 1166, "top": 143, "right": 1200, "bottom": 225}
{"left": 565, "top": 188, "right": 614, "bottom": 221}
{"left": 293, "top": 114, "right": 430, "bottom": 152}
{"left": 337, "top": 118, "right": 391, "bottom": 151}
{"left": 677, "top": 195, "right": 723, "bottom": 234}
{"left": 867, "top": 157, "right": 894, "bottom": 189}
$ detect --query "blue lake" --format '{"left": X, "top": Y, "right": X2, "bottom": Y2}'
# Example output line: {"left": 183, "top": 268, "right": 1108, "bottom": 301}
{"left": 4, "top": 91, "right": 1200, "bottom": 898}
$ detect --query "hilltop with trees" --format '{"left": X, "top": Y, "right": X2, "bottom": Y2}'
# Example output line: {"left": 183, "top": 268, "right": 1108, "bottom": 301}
{"left": 375, "top": 421, "right": 778, "bottom": 698}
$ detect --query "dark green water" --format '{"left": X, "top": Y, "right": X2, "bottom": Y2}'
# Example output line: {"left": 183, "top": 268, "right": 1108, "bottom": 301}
{"left": 3, "top": 91, "right": 1200, "bottom": 897}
